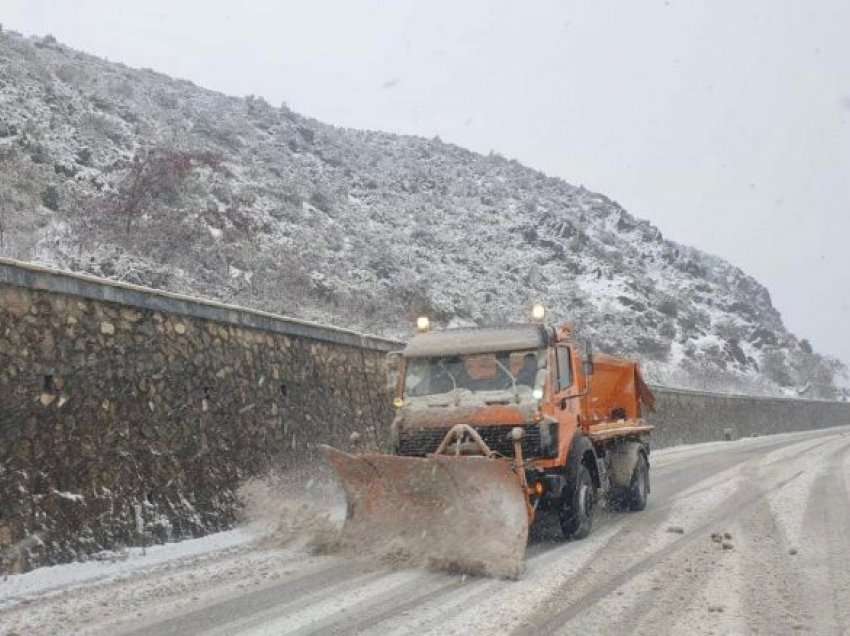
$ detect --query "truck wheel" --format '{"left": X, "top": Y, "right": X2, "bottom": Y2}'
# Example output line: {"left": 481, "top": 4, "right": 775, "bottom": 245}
{"left": 560, "top": 463, "right": 594, "bottom": 540}
{"left": 627, "top": 453, "right": 649, "bottom": 511}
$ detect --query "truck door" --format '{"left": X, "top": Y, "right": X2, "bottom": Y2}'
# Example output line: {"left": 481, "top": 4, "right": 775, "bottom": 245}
{"left": 553, "top": 345, "right": 579, "bottom": 461}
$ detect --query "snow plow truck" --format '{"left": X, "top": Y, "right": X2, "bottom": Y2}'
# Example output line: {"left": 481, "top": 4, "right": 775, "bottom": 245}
{"left": 320, "top": 306, "right": 656, "bottom": 578}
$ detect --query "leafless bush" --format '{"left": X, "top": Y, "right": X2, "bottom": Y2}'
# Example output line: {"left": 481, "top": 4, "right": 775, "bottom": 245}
{"left": 106, "top": 148, "right": 222, "bottom": 233}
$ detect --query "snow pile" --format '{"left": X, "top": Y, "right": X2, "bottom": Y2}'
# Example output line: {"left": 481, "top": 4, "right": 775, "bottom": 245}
{"left": 237, "top": 470, "right": 345, "bottom": 553}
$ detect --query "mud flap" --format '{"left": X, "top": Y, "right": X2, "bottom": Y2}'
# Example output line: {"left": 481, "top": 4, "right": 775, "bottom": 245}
{"left": 608, "top": 440, "right": 642, "bottom": 489}
{"left": 319, "top": 445, "right": 529, "bottom": 579}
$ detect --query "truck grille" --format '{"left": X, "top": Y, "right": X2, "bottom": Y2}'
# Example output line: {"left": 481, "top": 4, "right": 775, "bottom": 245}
{"left": 397, "top": 424, "right": 555, "bottom": 458}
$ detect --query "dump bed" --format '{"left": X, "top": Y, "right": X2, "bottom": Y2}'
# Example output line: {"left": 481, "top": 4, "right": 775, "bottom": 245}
{"left": 585, "top": 352, "right": 655, "bottom": 425}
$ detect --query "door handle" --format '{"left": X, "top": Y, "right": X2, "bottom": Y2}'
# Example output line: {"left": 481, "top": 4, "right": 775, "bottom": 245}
{"left": 560, "top": 397, "right": 567, "bottom": 410}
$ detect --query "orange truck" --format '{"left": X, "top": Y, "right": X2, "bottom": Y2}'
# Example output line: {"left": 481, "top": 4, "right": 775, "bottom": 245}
{"left": 321, "top": 309, "right": 655, "bottom": 578}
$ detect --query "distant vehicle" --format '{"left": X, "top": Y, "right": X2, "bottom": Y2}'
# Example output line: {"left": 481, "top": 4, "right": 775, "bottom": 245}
{"left": 321, "top": 305, "right": 655, "bottom": 578}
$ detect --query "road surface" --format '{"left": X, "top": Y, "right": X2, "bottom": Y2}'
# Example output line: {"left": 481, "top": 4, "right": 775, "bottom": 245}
{"left": 3, "top": 426, "right": 850, "bottom": 635}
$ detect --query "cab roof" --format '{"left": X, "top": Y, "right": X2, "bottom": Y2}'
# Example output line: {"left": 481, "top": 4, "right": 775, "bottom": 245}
{"left": 403, "top": 324, "right": 549, "bottom": 358}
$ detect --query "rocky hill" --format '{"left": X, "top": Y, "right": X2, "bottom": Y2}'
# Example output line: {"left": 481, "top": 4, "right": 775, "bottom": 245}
{"left": 0, "top": 29, "right": 844, "bottom": 397}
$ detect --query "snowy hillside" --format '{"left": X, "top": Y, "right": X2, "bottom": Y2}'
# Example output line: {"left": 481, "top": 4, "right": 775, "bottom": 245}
{"left": 0, "top": 29, "right": 844, "bottom": 397}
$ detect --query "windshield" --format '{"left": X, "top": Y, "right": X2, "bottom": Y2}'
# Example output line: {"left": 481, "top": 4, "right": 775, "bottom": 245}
{"left": 404, "top": 349, "right": 545, "bottom": 398}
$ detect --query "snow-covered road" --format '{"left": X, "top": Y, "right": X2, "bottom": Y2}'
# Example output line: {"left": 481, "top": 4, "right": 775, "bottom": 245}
{"left": 3, "top": 426, "right": 850, "bottom": 635}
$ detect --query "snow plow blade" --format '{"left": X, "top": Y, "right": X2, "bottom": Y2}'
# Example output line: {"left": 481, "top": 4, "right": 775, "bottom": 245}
{"left": 320, "top": 445, "right": 529, "bottom": 579}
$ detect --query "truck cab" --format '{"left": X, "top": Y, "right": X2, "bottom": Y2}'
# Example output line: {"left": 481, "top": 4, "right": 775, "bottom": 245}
{"left": 389, "top": 317, "right": 655, "bottom": 539}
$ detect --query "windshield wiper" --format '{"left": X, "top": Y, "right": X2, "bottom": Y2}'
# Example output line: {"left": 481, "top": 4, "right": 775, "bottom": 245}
{"left": 435, "top": 361, "right": 466, "bottom": 405}
{"left": 493, "top": 358, "right": 520, "bottom": 403}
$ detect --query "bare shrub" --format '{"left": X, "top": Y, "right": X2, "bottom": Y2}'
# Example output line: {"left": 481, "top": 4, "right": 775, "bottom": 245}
{"left": 106, "top": 148, "right": 222, "bottom": 233}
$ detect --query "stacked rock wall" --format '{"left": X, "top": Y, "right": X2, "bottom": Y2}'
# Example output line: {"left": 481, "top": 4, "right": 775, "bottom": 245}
{"left": 0, "top": 259, "right": 398, "bottom": 573}
{"left": 649, "top": 386, "right": 850, "bottom": 448}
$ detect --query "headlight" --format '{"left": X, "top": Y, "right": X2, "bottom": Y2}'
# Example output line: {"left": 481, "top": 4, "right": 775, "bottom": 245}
{"left": 532, "top": 388, "right": 544, "bottom": 400}
{"left": 416, "top": 316, "right": 430, "bottom": 332}
{"left": 531, "top": 303, "right": 545, "bottom": 321}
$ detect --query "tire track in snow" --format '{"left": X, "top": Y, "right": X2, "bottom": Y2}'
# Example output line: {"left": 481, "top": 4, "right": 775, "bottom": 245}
{"left": 119, "top": 559, "right": 384, "bottom": 636}
{"left": 601, "top": 490, "right": 753, "bottom": 632}
{"left": 355, "top": 527, "right": 626, "bottom": 636}
{"left": 795, "top": 438, "right": 850, "bottom": 633}
{"left": 623, "top": 437, "right": 850, "bottom": 635}
{"left": 287, "top": 521, "right": 614, "bottom": 636}
{"left": 3, "top": 547, "right": 315, "bottom": 635}
{"left": 215, "top": 569, "right": 426, "bottom": 635}
{"left": 288, "top": 573, "right": 464, "bottom": 636}
{"left": 525, "top": 471, "right": 806, "bottom": 635}
{"left": 738, "top": 495, "right": 810, "bottom": 633}
{"left": 733, "top": 436, "right": 850, "bottom": 634}
{"left": 633, "top": 435, "right": 850, "bottom": 635}
{"left": 515, "top": 433, "right": 844, "bottom": 635}
{"left": 539, "top": 446, "right": 768, "bottom": 634}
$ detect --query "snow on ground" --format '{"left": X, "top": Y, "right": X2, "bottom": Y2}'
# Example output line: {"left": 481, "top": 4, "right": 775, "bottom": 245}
{"left": 2, "top": 426, "right": 850, "bottom": 636}
{"left": 0, "top": 528, "right": 254, "bottom": 609}
{"left": 1, "top": 427, "right": 840, "bottom": 610}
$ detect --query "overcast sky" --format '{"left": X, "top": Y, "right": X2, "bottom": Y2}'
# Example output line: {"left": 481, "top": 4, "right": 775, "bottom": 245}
{"left": 5, "top": 0, "right": 850, "bottom": 367}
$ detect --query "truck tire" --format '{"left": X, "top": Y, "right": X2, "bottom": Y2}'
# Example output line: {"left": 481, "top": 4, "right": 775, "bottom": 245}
{"left": 560, "top": 463, "right": 594, "bottom": 540}
{"left": 627, "top": 452, "right": 649, "bottom": 511}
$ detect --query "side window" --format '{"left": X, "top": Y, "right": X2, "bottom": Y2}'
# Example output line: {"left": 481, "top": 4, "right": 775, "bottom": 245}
{"left": 556, "top": 347, "right": 572, "bottom": 390}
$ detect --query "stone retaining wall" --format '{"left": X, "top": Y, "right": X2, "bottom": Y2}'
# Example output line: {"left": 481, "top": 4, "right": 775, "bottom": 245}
{"left": 0, "top": 259, "right": 399, "bottom": 573}
{"left": 649, "top": 386, "right": 850, "bottom": 448}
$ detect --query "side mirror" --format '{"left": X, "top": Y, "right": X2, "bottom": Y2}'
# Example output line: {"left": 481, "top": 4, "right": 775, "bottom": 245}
{"left": 583, "top": 339, "right": 595, "bottom": 376}
{"left": 385, "top": 351, "right": 403, "bottom": 393}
